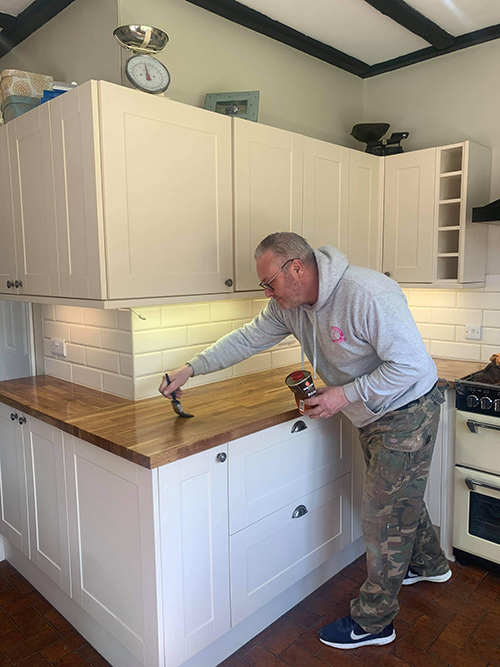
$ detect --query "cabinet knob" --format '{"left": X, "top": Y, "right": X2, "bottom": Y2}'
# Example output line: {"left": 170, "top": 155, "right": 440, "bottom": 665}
{"left": 384, "top": 271, "right": 391, "bottom": 277}
{"left": 225, "top": 279, "right": 233, "bottom": 287}
{"left": 292, "top": 504, "right": 308, "bottom": 519}
{"left": 10, "top": 412, "right": 18, "bottom": 421}
{"left": 6, "top": 280, "right": 14, "bottom": 289}
{"left": 291, "top": 420, "right": 307, "bottom": 433}
{"left": 217, "top": 452, "right": 227, "bottom": 463}
{"left": 18, "top": 417, "right": 26, "bottom": 425}
{"left": 14, "top": 280, "right": 23, "bottom": 288}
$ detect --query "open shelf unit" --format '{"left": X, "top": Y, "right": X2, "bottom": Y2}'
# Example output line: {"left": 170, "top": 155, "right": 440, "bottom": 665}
{"left": 436, "top": 144, "right": 464, "bottom": 281}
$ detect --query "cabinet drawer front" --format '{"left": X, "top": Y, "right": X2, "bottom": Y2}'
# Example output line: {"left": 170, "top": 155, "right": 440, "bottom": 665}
{"left": 230, "top": 472, "right": 351, "bottom": 626}
{"left": 229, "top": 414, "right": 351, "bottom": 534}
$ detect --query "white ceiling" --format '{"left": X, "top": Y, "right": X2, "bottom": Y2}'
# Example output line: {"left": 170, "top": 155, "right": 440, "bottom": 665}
{"left": 236, "top": 0, "right": 500, "bottom": 65}
{"left": 0, "top": 0, "right": 33, "bottom": 17}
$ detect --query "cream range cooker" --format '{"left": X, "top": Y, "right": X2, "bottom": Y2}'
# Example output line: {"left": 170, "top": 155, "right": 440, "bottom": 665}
{"left": 454, "top": 371, "right": 500, "bottom": 573}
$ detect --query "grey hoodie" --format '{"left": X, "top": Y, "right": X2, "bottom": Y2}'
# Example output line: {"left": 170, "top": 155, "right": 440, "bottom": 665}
{"left": 187, "top": 246, "right": 437, "bottom": 427}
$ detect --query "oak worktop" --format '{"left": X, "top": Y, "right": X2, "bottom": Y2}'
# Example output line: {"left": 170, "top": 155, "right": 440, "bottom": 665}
{"left": 0, "top": 358, "right": 485, "bottom": 469}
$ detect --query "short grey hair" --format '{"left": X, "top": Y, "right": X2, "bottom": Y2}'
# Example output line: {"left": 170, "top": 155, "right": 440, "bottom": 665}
{"left": 254, "top": 232, "right": 315, "bottom": 265}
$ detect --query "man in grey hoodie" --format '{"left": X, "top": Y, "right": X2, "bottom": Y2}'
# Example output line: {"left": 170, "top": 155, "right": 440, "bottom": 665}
{"left": 159, "top": 232, "right": 451, "bottom": 650}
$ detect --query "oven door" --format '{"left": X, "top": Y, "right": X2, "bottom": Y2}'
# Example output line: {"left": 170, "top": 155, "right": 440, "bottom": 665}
{"left": 454, "top": 465, "right": 500, "bottom": 565}
{"left": 456, "top": 410, "right": 500, "bottom": 474}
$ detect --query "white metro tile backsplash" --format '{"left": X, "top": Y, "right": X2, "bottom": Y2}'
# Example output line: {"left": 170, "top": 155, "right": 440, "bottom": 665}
{"left": 405, "top": 288, "right": 500, "bottom": 366}
{"left": 41, "top": 305, "right": 134, "bottom": 399}
{"left": 131, "top": 298, "right": 300, "bottom": 399}
{"left": 40, "top": 299, "right": 300, "bottom": 400}
{"left": 41, "top": 289, "right": 500, "bottom": 401}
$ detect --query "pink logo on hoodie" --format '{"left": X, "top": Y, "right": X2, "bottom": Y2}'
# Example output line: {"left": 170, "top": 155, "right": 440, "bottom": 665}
{"left": 330, "top": 326, "right": 345, "bottom": 344}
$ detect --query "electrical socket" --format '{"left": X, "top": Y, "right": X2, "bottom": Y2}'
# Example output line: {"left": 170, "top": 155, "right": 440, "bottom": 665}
{"left": 465, "top": 325, "right": 481, "bottom": 341}
{"left": 50, "top": 338, "right": 67, "bottom": 357}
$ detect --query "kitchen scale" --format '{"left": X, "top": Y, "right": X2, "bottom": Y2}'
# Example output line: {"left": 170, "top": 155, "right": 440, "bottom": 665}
{"left": 113, "top": 24, "right": 171, "bottom": 94}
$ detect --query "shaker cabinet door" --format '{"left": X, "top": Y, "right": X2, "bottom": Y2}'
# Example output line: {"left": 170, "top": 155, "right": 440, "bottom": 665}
{"left": 24, "top": 416, "right": 71, "bottom": 594}
{"left": 9, "top": 101, "right": 59, "bottom": 297}
{"left": 383, "top": 148, "right": 437, "bottom": 283}
{"left": 50, "top": 81, "right": 106, "bottom": 299}
{"left": 0, "top": 124, "right": 17, "bottom": 294}
{"left": 0, "top": 403, "right": 29, "bottom": 555}
{"left": 99, "top": 82, "right": 233, "bottom": 300}
{"left": 303, "top": 137, "right": 349, "bottom": 253}
{"left": 233, "top": 118, "right": 304, "bottom": 291}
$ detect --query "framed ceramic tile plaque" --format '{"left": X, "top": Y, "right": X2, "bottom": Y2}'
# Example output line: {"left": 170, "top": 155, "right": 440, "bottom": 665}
{"left": 204, "top": 91, "right": 259, "bottom": 121}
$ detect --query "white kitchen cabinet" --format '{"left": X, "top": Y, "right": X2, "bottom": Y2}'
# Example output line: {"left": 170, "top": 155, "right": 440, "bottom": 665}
{"left": 347, "top": 150, "right": 384, "bottom": 271}
{"left": 383, "top": 148, "right": 437, "bottom": 283}
{"left": 384, "top": 142, "right": 491, "bottom": 286}
{"left": 0, "top": 403, "right": 29, "bottom": 555}
{"left": 0, "top": 124, "right": 17, "bottom": 295}
{"left": 233, "top": 118, "right": 304, "bottom": 291}
{"left": 159, "top": 444, "right": 230, "bottom": 665}
{"left": 9, "top": 101, "right": 59, "bottom": 297}
{"left": 100, "top": 83, "right": 233, "bottom": 300}
{"left": 24, "top": 415, "right": 71, "bottom": 594}
{"left": 302, "top": 138, "right": 349, "bottom": 252}
{"left": 64, "top": 433, "right": 160, "bottom": 666}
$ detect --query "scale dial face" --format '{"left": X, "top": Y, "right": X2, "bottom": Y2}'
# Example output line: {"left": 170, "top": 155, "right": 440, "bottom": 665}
{"left": 125, "top": 54, "right": 170, "bottom": 94}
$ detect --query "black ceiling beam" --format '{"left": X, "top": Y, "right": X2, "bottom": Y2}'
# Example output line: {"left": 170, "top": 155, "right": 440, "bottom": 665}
{"left": 185, "top": 0, "right": 370, "bottom": 77}
{"left": 362, "top": 0, "right": 455, "bottom": 50}
{"left": 0, "top": 0, "right": 78, "bottom": 60}
{"left": 364, "top": 22, "right": 500, "bottom": 77}
{"left": 0, "top": 13, "right": 17, "bottom": 30}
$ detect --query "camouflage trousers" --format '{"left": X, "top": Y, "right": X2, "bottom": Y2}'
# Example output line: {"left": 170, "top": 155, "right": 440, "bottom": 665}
{"left": 350, "top": 382, "right": 450, "bottom": 634}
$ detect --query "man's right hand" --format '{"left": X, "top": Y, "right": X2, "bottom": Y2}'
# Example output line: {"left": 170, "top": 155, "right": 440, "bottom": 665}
{"left": 158, "top": 365, "right": 194, "bottom": 399}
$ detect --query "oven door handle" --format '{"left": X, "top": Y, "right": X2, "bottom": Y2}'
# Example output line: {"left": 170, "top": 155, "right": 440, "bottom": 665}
{"left": 466, "top": 419, "right": 500, "bottom": 434}
{"left": 465, "top": 477, "right": 500, "bottom": 493}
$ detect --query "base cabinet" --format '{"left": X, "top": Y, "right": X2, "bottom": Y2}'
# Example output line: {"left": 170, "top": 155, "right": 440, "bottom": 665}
{"left": 0, "top": 410, "right": 358, "bottom": 667}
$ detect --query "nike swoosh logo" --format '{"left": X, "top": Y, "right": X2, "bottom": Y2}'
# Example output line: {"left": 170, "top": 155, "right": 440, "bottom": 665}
{"left": 350, "top": 630, "right": 371, "bottom": 640}
{"left": 407, "top": 572, "right": 418, "bottom": 577}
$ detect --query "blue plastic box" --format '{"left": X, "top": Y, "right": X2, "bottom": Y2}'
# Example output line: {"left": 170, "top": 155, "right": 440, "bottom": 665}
{"left": 39, "top": 89, "right": 66, "bottom": 104}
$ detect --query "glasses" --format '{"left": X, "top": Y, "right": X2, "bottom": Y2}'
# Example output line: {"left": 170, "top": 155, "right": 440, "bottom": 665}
{"left": 259, "top": 258, "right": 298, "bottom": 291}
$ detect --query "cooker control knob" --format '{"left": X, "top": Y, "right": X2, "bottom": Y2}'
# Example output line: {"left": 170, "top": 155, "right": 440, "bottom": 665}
{"left": 494, "top": 399, "right": 500, "bottom": 413}
{"left": 480, "top": 396, "right": 493, "bottom": 410}
{"left": 466, "top": 395, "right": 479, "bottom": 408}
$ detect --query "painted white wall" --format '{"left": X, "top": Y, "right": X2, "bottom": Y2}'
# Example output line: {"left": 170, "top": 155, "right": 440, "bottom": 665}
{"left": 363, "top": 40, "right": 500, "bottom": 274}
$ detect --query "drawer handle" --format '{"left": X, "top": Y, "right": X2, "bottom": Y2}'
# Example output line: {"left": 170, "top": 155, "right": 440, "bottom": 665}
{"left": 10, "top": 412, "right": 18, "bottom": 421}
{"left": 292, "top": 504, "right": 308, "bottom": 519}
{"left": 217, "top": 452, "right": 227, "bottom": 463}
{"left": 291, "top": 420, "right": 307, "bottom": 433}
{"left": 467, "top": 419, "right": 500, "bottom": 434}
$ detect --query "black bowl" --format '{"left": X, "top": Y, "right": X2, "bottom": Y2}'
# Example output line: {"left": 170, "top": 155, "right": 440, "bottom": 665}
{"left": 351, "top": 123, "right": 390, "bottom": 143}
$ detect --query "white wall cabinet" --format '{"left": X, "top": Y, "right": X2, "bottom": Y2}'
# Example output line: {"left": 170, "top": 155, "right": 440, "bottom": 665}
{"left": 0, "top": 124, "right": 17, "bottom": 295}
{"left": 383, "top": 142, "right": 491, "bottom": 286}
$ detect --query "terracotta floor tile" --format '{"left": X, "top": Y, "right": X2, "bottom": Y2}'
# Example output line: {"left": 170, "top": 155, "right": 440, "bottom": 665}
{"left": 77, "top": 643, "right": 102, "bottom": 662}
{"left": 279, "top": 642, "right": 332, "bottom": 666}
{"left": 321, "top": 575, "right": 359, "bottom": 601}
{"left": 7, "top": 575, "right": 34, "bottom": 596}
{"left": 463, "top": 636, "right": 500, "bottom": 667}
{"left": 474, "top": 578, "right": 500, "bottom": 600}
{"left": 0, "top": 584, "right": 23, "bottom": 608}
{"left": 234, "top": 623, "right": 274, "bottom": 657}
{"left": 41, "top": 632, "right": 86, "bottom": 663}
{"left": 449, "top": 561, "right": 487, "bottom": 582}
{"left": 391, "top": 639, "right": 448, "bottom": 667}
{"left": 428, "top": 638, "right": 487, "bottom": 667}
{"left": 397, "top": 603, "right": 422, "bottom": 626}
{"left": 0, "top": 563, "right": 17, "bottom": 578}
{"left": 241, "top": 644, "right": 287, "bottom": 666}
{"left": 0, "top": 576, "right": 13, "bottom": 593}
{"left": 438, "top": 613, "right": 478, "bottom": 649}
{"left": 0, "top": 626, "right": 26, "bottom": 651}
{"left": 473, "top": 611, "right": 500, "bottom": 648}
{"left": 403, "top": 617, "right": 442, "bottom": 651}
{"left": 5, "top": 628, "right": 60, "bottom": 664}
{"left": 88, "top": 657, "right": 112, "bottom": 666}
{"left": 315, "top": 643, "right": 368, "bottom": 666}
{"left": 292, "top": 620, "right": 323, "bottom": 655}
{"left": 11, "top": 607, "right": 52, "bottom": 638}
{"left": 469, "top": 591, "right": 500, "bottom": 615}
{"left": 285, "top": 603, "right": 322, "bottom": 629}
{"left": 353, "top": 644, "right": 408, "bottom": 666}
{"left": 0, "top": 609, "right": 16, "bottom": 636}
{"left": 38, "top": 609, "right": 73, "bottom": 637}
{"left": 0, "top": 655, "right": 12, "bottom": 667}
{"left": 53, "top": 651, "right": 90, "bottom": 666}
{"left": 341, "top": 565, "right": 367, "bottom": 584}
{"left": 434, "top": 590, "right": 485, "bottom": 621}
{"left": 2, "top": 591, "right": 44, "bottom": 616}
{"left": 445, "top": 573, "right": 480, "bottom": 599}
{"left": 17, "top": 654, "right": 52, "bottom": 666}
{"left": 258, "top": 617, "right": 306, "bottom": 655}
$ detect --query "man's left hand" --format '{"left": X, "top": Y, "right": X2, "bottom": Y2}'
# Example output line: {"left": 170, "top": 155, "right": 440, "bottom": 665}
{"left": 304, "top": 385, "right": 349, "bottom": 419}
